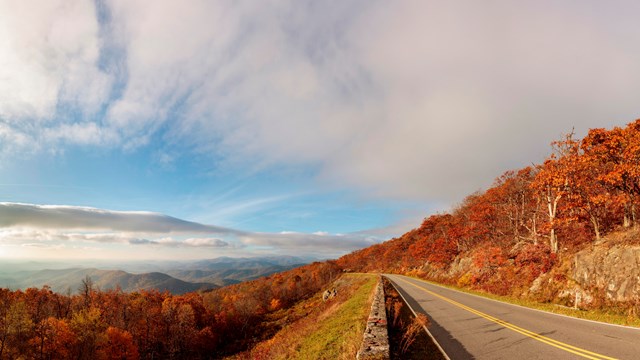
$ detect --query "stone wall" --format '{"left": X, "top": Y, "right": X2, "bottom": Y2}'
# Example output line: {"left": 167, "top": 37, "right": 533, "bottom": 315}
{"left": 356, "top": 276, "right": 390, "bottom": 360}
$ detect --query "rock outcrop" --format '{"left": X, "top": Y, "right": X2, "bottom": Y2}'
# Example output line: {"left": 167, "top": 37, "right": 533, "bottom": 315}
{"left": 573, "top": 244, "right": 640, "bottom": 302}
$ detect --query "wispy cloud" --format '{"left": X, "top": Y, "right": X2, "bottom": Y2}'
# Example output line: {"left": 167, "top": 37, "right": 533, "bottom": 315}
{"left": 2, "top": 1, "right": 639, "bottom": 204}
{"left": 0, "top": 0, "right": 111, "bottom": 122}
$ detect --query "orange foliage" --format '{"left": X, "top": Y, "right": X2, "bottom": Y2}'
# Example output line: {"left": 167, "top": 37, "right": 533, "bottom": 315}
{"left": 104, "top": 327, "right": 139, "bottom": 360}
{"left": 3, "top": 120, "right": 640, "bottom": 357}
{"left": 339, "top": 119, "right": 640, "bottom": 297}
{"left": 0, "top": 261, "right": 341, "bottom": 359}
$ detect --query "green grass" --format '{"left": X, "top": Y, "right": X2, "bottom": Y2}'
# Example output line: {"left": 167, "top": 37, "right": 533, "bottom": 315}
{"left": 292, "top": 274, "right": 377, "bottom": 359}
{"left": 403, "top": 275, "right": 640, "bottom": 328}
{"left": 233, "top": 273, "right": 379, "bottom": 360}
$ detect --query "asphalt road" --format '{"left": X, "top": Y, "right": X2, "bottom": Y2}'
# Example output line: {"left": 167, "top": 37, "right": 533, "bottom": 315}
{"left": 385, "top": 274, "right": 640, "bottom": 360}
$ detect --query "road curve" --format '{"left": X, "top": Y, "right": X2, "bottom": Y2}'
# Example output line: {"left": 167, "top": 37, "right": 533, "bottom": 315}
{"left": 385, "top": 274, "right": 640, "bottom": 360}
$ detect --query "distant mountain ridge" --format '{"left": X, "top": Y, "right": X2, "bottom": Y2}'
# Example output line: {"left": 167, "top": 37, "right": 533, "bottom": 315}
{"left": 0, "top": 255, "right": 313, "bottom": 294}
{"left": 165, "top": 256, "right": 308, "bottom": 286}
{"left": 0, "top": 268, "right": 217, "bottom": 295}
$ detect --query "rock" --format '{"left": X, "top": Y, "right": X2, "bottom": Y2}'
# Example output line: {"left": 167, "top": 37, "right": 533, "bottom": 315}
{"left": 573, "top": 245, "right": 640, "bottom": 302}
{"left": 529, "top": 276, "right": 544, "bottom": 293}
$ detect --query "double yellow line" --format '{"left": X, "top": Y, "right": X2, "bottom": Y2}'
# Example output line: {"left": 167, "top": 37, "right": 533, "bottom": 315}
{"left": 394, "top": 277, "right": 617, "bottom": 360}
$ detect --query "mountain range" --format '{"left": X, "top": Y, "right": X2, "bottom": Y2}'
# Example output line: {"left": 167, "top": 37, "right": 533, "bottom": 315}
{"left": 0, "top": 255, "right": 311, "bottom": 294}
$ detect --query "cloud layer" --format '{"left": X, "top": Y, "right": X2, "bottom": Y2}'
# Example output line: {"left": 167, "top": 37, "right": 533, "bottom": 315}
{"left": 2, "top": 1, "right": 640, "bottom": 207}
{"left": 0, "top": 202, "right": 375, "bottom": 257}
{"left": 0, "top": 202, "right": 235, "bottom": 234}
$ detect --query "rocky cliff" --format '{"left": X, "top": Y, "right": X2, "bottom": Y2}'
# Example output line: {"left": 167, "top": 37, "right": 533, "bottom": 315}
{"left": 573, "top": 244, "right": 640, "bottom": 303}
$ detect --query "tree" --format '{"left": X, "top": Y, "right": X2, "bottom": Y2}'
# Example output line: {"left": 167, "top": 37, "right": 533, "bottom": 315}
{"left": 491, "top": 168, "right": 540, "bottom": 243}
{"left": 31, "top": 317, "right": 76, "bottom": 360}
{"left": 531, "top": 132, "right": 580, "bottom": 252}
{"left": 80, "top": 275, "right": 95, "bottom": 309}
{"left": 582, "top": 121, "right": 640, "bottom": 228}
{"left": 569, "top": 150, "right": 612, "bottom": 240}
{"left": 71, "top": 307, "right": 107, "bottom": 360}
{"left": 2, "top": 301, "right": 34, "bottom": 358}
{"left": 102, "top": 327, "right": 139, "bottom": 360}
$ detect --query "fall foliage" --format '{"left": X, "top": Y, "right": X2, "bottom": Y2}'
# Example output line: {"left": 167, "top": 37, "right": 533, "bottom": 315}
{"left": 0, "top": 261, "right": 340, "bottom": 359}
{"left": 339, "top": 119, "right": 640, "bottom": 294}
{"left": 3, "top": 120, "right": 640, "bottom": 357}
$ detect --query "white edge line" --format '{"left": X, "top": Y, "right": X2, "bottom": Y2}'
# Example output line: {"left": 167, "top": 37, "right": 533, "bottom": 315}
{"left": 399, "top": 274, "right": 640, "bottom": 332}
{"left": 384, "top": 274, "right": 452, "bottom": 360}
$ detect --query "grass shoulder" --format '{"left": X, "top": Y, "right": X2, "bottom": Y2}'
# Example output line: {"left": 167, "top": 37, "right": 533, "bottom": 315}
{"left": 399, "top": 274, "right": 640, "bottom": 328}
{"left": 230, "top": 273, "right": 378, "bottom": 359}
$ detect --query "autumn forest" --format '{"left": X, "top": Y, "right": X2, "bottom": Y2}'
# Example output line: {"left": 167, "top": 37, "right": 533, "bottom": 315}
{"left": 339, "top": 120, "right": 640, "bottom": 295}
{"left": 3, "top": 120, "right": 640, "bottom": 358}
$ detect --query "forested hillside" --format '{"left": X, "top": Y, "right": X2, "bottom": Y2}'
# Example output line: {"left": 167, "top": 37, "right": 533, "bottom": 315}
{"left": 0, "top": 261, "right": 340, "bottom": 359}
{"left": 339, "top": 120, "right": 640, "bottom": 303}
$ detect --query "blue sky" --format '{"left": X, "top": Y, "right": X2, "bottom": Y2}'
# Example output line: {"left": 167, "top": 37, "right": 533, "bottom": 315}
{"left": 1, "top": 0, "right": 639, "bottom": 260}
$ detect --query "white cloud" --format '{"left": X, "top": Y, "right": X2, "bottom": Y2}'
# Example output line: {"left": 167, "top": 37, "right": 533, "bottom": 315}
{"left": 147, "top": 237, "right": 229, "bottom": 248}
{"left": 0, "top": 0, "right": 110, "bottom": 121}
{"left": 240, "top": 231, "right": 376, "bottom": 253}
{"left": 102, "top": 0, "right": 640, "bottom": 203}
{"left": 182, "top": 237, "right": 229, "bottom": 247}
{"left": 0, "top": 202, "right": 236, "bottom": 234}
{"left": 0, "top": 202, "right": 376, "bottom": 257}
{"left": 2, "top": 1, "right": 640, "bottom": 204}
{"left": 43, "top": 122, "right": 119, "bottom": 146}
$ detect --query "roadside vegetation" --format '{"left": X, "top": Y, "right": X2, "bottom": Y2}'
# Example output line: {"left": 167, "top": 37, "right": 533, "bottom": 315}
{"left": 338, "top": 120, "right": 640, "bottom": 321}
{"left": 233, "top": 273, "right": 377, "bottom": 360}
{"left": 383, "top": 278, "right": 444, "bottom": 359}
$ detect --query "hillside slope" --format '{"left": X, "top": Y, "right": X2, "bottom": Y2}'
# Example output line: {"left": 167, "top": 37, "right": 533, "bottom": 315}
{"left": 0, "top": 268, "right": 217, "bottom": 294}
{"left": 338, "top": 120, "right": 640, "bottom": 315}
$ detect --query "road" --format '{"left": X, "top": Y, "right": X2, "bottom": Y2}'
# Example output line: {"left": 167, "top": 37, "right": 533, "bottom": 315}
{"left": 385, "top": 274, "right": 640, "bottom": 360}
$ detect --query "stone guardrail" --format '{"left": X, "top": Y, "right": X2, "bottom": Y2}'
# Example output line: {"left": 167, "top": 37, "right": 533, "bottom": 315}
{"left": 356, "top": 275, "right": 390, "bottom": 360}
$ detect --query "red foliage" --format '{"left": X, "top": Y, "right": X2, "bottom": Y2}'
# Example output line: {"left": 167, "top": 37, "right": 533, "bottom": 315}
{"left": 514, "top": 243, "right": 556, "bottom": 281}
{"left": 337, "top": 121, "right": 640, "bottom": 302}
{"left": 104, "top": 327, "right": 139, "bottom": 360}
{"left": 0, "top": 261, "right": 341, "bottom": 359}
{"left": 4, "top": 121, "right": 640, "bottom": 357}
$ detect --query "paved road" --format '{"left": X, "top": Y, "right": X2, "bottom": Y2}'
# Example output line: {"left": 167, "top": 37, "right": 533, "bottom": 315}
{"left": 385, "top": 274, "right": 640, "bottom": 360}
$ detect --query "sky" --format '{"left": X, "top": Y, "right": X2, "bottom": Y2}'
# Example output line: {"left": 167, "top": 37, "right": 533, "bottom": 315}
{"left": 1, "top": 0, "right": 639, "bottom": 260}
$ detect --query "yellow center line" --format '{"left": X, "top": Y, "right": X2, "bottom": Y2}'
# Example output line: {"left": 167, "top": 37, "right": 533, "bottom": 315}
{"left": 393, "top": 276, "right": 618, "bottom": 360}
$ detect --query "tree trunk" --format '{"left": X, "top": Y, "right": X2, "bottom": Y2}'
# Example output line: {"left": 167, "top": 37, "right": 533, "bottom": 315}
{"left": 547, "top": 191, "right": 560, "bottom": 253}
{"left": 590, "top": 215, "right": 601, "bottom": 241}
{"left": 550, "top": 228, "right": 558, "bottom": 253}
{"left": 624, "top": 202, "right": 634, "bottom": 228}
{"left": 531, "top": 213, "right": 538, "bottom": 244}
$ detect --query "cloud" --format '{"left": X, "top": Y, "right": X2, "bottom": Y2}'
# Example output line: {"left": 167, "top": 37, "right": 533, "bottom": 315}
{"left": 0, "top": 202, "right": 237, "bottom": 234}
{"left": 134, "top": 237, "right": 230, "bottom": 248}
{"left": 0, "top": 202, "right": 374, "bottom": 256}
{"left": 0, "top": 0, "right": 111, "bottom": 123}
{"left": 240, "top": 231, "right": 377, "bottom": 253}
{"left": 3, "top": 1, "right": 640, "bottom": 204}
{"left": 182, "top": 237, "right": 229, "bottom": 247}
